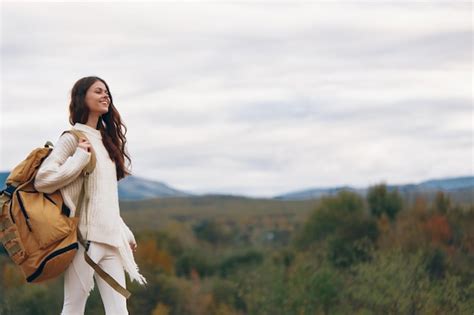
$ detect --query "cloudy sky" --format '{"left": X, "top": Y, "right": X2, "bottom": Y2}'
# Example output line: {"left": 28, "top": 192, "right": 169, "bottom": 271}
{"left": 1, "top": 1, "right": 472, "bottom": 198}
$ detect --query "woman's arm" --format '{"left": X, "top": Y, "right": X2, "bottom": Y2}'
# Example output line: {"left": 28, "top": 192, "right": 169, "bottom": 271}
{"left": 34, "top": 132, "right": 91, "bottom": 194}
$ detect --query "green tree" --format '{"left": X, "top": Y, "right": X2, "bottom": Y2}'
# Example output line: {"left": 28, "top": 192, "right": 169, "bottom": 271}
{"left": 218, "top": 249, "right": 263, "bottom": 277}
{"left": 433, "top": 191, "right": 451, "bottom": 215}
{"left": 367, "top": 183, "right": 402, "bottom": 221}
{"left": 348, "top": 248, "right": 472, "bottom": 314}
{"left": 292, "top": 190, "right": 365, "bottom": 250}
{"left": 286, "top": 254, "right": 344, "bottom": 315}
{"left": 192, "top": 219, "right": 231, "bottom": 245}
{"left": 309, "top": 269, "right": 341, "bottom": 315}
{"left": 425, "top": 247, "right": 446, "bottom": 280}
{"left": 327, "top": 216, "right": 378, "bottom": 268}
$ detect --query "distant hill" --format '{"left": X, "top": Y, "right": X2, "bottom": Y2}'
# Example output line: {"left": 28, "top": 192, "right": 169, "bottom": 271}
{"left": 0, "top": 170, "right": 472, "bottom": 203}
{"left": 274, "top": 176, "right": 474, "bottom": 203}
{"left": 273, "top": 185, "right": 363, "bottom": 200}
{"left": 0, "top": 171, "right": 193, "bottom": 200}
{"left": 118, "top": 175, "right": 194, "bottom": 200}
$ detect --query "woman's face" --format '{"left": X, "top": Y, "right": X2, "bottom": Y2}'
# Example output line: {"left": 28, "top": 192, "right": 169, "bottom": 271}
{"left": 85, "top": 80, "right": 110, "bottom": 115}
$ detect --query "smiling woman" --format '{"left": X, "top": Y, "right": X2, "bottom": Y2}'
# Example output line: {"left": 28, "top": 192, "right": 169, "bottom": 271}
{"left": 68, "top": 77, "right": 133, "bottom": 180}
{"left": 34, "top": 76, "right": 147, "bottom": 315}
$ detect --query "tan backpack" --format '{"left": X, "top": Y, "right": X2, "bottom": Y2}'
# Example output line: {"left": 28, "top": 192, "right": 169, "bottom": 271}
{"left": 0, "top": 129, "right": 131, "bottom": 298}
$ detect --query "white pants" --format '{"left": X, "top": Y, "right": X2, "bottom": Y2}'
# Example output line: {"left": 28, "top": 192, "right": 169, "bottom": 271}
{"left": 60, "top": 241, "right": 128, "bottom": 315}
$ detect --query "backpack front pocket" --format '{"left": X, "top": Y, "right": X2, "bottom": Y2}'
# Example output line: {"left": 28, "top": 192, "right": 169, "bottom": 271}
{"left": 17, "top": 190, "right": 75, "bottom": 249}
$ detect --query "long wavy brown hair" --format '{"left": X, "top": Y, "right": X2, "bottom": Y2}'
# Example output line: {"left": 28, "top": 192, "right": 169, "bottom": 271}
{"left": 68, "top": 76, "right": 132, "bottom": 181}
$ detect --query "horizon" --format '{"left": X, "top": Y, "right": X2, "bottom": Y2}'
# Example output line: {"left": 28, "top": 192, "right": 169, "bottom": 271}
{"left": 0, "top": 169, "right": 471, "bottom": 199}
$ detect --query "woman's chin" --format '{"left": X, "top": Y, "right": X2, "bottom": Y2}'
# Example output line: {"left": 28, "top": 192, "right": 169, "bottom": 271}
{"left": 91, "top": 106, "right": 109, "bottom": 116}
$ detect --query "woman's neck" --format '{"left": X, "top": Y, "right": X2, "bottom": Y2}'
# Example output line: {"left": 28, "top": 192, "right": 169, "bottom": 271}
{"left": 85, "top": 114, "right": 100, "bottom": 130}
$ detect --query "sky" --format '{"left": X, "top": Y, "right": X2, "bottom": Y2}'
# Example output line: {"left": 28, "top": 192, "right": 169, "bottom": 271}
{"left": 0, "top": 0, "right": 472, "bottom": 198}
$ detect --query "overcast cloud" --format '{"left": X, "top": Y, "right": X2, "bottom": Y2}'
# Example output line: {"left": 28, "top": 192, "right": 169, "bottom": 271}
{"left": 1, "top": 1, "right": 472, "bottom": 197}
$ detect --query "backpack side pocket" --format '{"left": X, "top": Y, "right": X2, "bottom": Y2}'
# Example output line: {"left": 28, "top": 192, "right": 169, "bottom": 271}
{"left": 0, "top": 202, "right": 28, "bottom": 265}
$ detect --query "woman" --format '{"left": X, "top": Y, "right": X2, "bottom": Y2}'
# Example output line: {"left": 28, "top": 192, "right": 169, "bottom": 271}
{"left": 34, "top": 76, "right": 147, "bottom": 315}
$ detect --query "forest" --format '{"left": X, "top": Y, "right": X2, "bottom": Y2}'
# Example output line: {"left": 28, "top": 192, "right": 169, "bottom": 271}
{"left": 0, "top": 183, "right": 473, "bottom": 315}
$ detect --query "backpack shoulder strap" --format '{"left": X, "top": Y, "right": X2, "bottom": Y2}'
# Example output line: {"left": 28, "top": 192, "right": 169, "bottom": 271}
{"left": 61, "top": 129, "right": 96, "bottom": 175}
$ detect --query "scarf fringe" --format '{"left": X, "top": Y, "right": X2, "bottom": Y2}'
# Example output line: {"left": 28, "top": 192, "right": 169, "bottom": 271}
{"left": 118, "top": 231, "right": 147, "bottom": 285}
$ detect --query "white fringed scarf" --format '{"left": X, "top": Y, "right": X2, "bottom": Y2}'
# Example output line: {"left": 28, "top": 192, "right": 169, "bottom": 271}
{"left": 118, "top": 228, "right": 147, "bottom": 285}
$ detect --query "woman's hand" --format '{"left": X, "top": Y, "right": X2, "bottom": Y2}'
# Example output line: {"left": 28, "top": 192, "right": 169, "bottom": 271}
{"left": 130, "top": 241, "right": 137, "bottom": 253}
{"left": 78, "top": 137, "right": 91, "bottom": 153}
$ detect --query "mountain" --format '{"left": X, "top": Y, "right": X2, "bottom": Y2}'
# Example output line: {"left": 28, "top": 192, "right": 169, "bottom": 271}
{"left": 273, "top": 176, "right": 474, "bottom": 201}
{"left": 273, "top": 185, "right": 364, "bottom": 200}
{"left": 0, "top": 171, "right": 193, "bottom": 200}
{"left": 1, "top": 170, "right": 472, "bottom": 203}
{"left": 414, "top": 176, "right": 474, "bottom": 191}
{"left": 118, "top": 175, "right": 194, "bottom": 200}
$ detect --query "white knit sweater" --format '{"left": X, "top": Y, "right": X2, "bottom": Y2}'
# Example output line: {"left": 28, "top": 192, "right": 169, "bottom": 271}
{"left": 33, "top": 122, "right": 146, "bottom": 285}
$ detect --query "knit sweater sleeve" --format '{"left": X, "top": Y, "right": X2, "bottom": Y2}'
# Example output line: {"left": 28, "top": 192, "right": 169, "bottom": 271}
{"left": 34, "top": 132, "right": 91, "bottom": 194}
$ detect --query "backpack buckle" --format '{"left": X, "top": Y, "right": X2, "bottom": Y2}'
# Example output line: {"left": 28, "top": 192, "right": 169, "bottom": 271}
{"left": 44, "top": 140, "right": 54, "bottom": 148}
{"left": 2, "top": 184, "right": 16, "bottom": 197}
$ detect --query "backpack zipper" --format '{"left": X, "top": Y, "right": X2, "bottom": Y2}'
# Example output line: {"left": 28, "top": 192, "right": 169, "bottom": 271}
{"left": 9, "top": 201, "right": 15, "bottom": 224}
{"left": 44, "top": 194, "right": 57, "bottom": 205}
{"left": 16, "top": 191, "right": 33, "bottom": 232}
{"left": 22, "top": 190, "right": 57, "bottom": 206}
